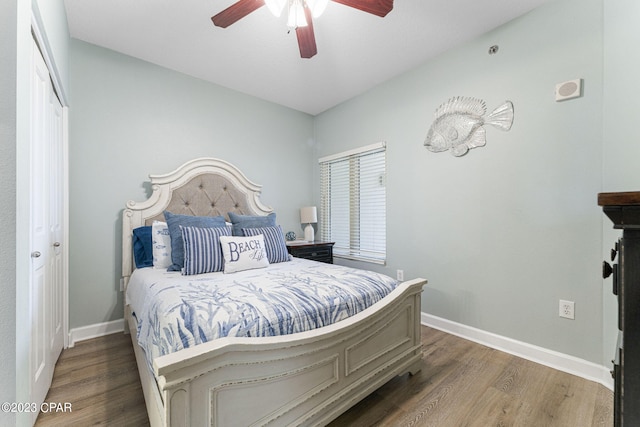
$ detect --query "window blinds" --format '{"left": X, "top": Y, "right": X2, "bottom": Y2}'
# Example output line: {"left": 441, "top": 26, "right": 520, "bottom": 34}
{"left": 319, "top": 142, "right": 386, "bottom": 264}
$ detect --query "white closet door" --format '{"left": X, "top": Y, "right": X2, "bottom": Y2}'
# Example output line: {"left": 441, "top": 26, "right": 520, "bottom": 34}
{"left": 29, "top": 38, "right": 65, "bottom": 423}
{"left": 30, "top": 38, "right": 52, "bottom": 410}
{"left": 48, "top": 75, "right": 64, "bottom": 374}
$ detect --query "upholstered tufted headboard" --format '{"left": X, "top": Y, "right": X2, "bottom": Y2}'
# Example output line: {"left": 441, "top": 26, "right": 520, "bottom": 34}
{"left": 122, "top": 158, "right": 272, "bottom": 286}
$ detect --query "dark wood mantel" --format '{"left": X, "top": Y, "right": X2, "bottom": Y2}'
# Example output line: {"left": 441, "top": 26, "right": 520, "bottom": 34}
{"left": 599, "top": 191, "right": 640, "bottom": 229}
{"left": 598, "top": 191, "right": 640, "bottom": 206}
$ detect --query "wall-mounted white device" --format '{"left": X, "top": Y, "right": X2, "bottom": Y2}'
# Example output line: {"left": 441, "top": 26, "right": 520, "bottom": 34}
{"left": 555, "top": 79, "right": 582, "bottom": 102}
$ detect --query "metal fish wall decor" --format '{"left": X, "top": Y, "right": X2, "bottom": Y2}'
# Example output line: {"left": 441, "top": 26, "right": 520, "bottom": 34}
{"left": 424, "top": 97, "right": 514, "bottom": 157}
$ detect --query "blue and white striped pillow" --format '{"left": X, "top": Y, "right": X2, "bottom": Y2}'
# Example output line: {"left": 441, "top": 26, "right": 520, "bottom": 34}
{"left": 242, "top": 225, "right": 290, "bottom": 264}
{"left": 180, "top": 225, "right": 231, "bottom": 275}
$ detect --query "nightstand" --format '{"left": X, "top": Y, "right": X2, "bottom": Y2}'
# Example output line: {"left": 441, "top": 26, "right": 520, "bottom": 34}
{"left": 286, "top": 241, "right": 334, "bottom": 264}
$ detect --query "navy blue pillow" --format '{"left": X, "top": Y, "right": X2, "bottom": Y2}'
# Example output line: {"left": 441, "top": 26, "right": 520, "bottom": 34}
{"left": 228, "top": 212, "right": 277, "bottom": 236}
{"left": 164, "top": 211, "right": 227, "bottom": 271}
{"left": 132, "top": 226, "right": 153, "bottom": 268}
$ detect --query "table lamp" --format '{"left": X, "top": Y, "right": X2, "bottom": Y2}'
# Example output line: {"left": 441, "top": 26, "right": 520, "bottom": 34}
{"left": 300, "top": 206, "right": 317, "bottom": 242}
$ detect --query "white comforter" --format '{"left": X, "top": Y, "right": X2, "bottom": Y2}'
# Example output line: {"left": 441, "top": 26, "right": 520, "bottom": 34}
{"left": 127, "top": 258, "right": 398, "bottom": 369}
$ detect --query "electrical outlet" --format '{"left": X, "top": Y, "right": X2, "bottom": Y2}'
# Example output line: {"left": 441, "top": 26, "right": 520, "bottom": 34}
{"left": 559, "top": 300, "right": 575, "bottom": 319}
{"left": 396, "top": 270, "right": 404, "bottom": 281}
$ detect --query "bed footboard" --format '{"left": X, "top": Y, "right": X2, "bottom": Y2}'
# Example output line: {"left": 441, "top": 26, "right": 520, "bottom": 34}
{"left": 137, "top": 278, "right": 425, "bottom": 426}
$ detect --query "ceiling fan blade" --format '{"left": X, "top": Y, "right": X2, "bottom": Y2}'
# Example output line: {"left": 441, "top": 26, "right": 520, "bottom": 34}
{"left": 331, "top": 0, "right": 393, "bottom": 17}
{"left": 296, "top": 8, "right": 317, "bottom": 59}
{"left": 212, "top": 0, "right": 265, "bottom": 28}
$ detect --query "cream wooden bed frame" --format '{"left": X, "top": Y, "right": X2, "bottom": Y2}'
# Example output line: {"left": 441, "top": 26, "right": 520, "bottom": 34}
{"left": 122, "top": 158, "right": 427, "bottom": 426}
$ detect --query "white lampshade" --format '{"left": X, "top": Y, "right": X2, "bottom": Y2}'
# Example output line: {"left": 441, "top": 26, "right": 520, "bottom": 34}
{"left": 264, "top": 0, "right": 286, "bottom": 17}
{"left": 307, "top": 0, "right": 329, "bottom": 17}
{"left": 287, "top": 0, "right": 308, "bottom": 27}
{"left": 265, "top": 0, "right": 328, "bottom": 32}
{"left": 300, "top": 206, "right": 317, "bottom": 224}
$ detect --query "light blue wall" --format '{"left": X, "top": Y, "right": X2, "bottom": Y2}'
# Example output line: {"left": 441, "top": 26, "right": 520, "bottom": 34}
{"left": 1, "top": 1, "right": 18, "bottom": 424}
{"left": 603, "top": 0, "right": 640, "bottom": 188}
{"left": 67, "top": 40, "right": 315, "bottom": 328}
{"left": 314, "top": 0, "right": 605, "bottom": 363}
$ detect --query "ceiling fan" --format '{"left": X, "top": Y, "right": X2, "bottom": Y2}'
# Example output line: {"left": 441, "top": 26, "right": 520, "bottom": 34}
{"left": 211, "top": 0, "right": 394, "bottom": 59}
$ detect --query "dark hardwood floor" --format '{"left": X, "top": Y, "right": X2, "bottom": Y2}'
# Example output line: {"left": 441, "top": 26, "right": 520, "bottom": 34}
{"left": 35, "top": 332, "right": 149, "bottom": 427}
{"left": 35, "top": 326, "right": 612, "bottom": 426}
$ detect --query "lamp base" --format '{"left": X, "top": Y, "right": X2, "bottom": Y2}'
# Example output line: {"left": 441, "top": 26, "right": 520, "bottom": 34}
{"left": 304, "top": 224, "right": 315, "bottom": 242}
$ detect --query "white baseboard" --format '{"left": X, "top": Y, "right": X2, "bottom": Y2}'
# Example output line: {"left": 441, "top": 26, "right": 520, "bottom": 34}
{"left": 421, "top": 312, "right": 614, "bottom": 391}
{"left": 68, "top": 318, "right": 125, "bottom": 347}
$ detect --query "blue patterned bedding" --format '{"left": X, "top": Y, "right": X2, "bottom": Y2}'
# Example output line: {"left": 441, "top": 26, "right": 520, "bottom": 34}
{"left": 126, "top": 258, "right": 398, "bottom": 370}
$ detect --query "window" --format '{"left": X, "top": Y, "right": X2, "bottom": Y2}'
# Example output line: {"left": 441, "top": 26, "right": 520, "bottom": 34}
{"left": 319, "top": 142, "right": 386, "bottom": 264}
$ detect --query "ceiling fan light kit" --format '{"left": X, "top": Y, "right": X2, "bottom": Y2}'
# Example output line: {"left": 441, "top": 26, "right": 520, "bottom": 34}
{"left": 212, "top": 0, "right": 394, "bottom": 58}
{"left": 264, "top": 0, "right": 330, "bottom": 23}
{"left": 286, "top": 0, "right": 310, "bottom": 28}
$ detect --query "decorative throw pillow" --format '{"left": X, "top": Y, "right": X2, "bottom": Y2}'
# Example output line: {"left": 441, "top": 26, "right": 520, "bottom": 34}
{"left": 228, "top": 212, "right": 277, "bottom": 236}
{"left": 152, "top": 221, "right": 172, "bottom": 269}
{"left": 180, "top": 226, "right": 231, "bottom": 275}
{"left": 242, "top": 225, "right": 290, "bottom": 264}
{"left": 164, "top": 211, "right": 227, "bottom": 271}
{"left": 219, "top": 234, "right": 269, "bottom": 273}
{"left": 132, "top": 226, "right": 153, "bottom": 268}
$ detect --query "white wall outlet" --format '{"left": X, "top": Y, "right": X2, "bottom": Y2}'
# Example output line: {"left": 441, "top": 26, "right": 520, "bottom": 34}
{"left": 396, "top": 270, "right": 404, "bottom": 281}
{"left": 559, "top": 300, "right": 575, "bottom": 319}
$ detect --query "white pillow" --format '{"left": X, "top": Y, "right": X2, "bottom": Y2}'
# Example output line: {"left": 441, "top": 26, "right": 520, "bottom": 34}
{"left": 152, "top": 221, "right": 172, "bottom": 269}
{"left": 219, "top": 234, "right": 269, "bottom": 274}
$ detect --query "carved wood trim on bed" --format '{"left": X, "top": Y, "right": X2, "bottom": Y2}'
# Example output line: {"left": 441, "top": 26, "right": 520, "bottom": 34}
{"left": 121, "top": 157, "right": 427, "bottom": 427}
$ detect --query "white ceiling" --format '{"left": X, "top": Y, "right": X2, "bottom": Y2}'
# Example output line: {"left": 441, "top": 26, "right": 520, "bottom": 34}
{"left": 64, "top": 0, "right": 552, "bottom": 115}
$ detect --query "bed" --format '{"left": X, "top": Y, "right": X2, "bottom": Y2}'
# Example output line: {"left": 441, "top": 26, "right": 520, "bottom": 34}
{"left": 122, "top": 157, "right": 427, "bottom": 426}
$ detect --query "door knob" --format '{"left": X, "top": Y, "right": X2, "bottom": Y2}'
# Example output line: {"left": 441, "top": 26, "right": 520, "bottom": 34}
{"left": 31, "top": 251, "right": 41, "bottom": 258}
{"left": 53, "top": 242, "right": 61, "bottom": 247}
